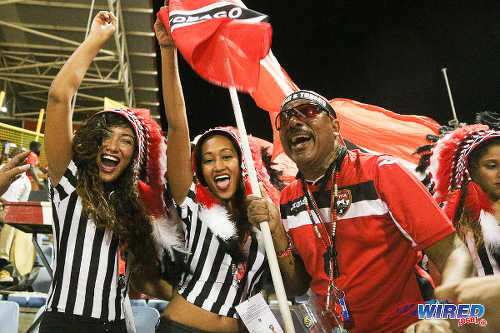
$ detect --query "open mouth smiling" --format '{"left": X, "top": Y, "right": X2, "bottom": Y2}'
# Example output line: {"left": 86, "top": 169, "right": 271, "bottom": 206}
{"left": 289, "top": 133, "right": 313, "bottom": 150}
{"left": 214, "top": 174, "right": 231, "bottom": 191}
{"left": 100, "top": 154, "right": 120, "bottom": 171}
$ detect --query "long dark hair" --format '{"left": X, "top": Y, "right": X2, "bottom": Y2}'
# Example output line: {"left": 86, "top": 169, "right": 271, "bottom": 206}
{"left": 454, "top": 137, "right": 500, "bottom": 247}
{"left": 72, "top": 112, "right": 157, "bottom": 271}
{"left": 194, "top": 132, "right": 251, "bottom": 261}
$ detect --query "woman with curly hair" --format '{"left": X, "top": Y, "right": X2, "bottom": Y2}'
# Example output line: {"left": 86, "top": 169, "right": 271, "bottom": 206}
{"left": 429, "top": 124, "right": 500, "bottom": 276}
{"left": 42, "top": 11, "right": 166, "bottom": 333}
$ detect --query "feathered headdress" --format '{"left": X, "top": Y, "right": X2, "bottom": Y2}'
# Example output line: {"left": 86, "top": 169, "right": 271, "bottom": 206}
{"left": 428, "top": 124, "right": 500, "bottom": 221}
{"left": 428, "top": 124, "right": 498, "bottom": 203}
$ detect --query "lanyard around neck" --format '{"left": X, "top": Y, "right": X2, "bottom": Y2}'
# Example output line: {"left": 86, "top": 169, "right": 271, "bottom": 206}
{"left": 302, "top": 161, "right": 340, "bottom": 278}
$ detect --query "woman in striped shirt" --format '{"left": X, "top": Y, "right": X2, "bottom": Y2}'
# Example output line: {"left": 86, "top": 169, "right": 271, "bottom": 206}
{"left": 154, "top": 14, "right": 279, "bottom": 333}
{"left": 429, "top": 124, "right": 500, "bottom": 276}
{"left": 42, "top": 11, "right": 163, "bottom": 333}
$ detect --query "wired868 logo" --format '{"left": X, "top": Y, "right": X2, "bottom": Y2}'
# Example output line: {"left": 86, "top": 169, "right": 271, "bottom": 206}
{"left": 418, "top": 300, "right": 487, "bottom": 328}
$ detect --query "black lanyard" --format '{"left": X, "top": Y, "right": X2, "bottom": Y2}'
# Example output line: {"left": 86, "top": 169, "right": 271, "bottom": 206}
{"left": 302, "top": 165, "right": 339, "bottom": 278}
{"left": 301, "top": 145, "right": 346, "bottom": 279}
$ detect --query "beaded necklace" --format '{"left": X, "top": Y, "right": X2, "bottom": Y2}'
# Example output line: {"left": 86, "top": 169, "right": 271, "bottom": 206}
{"left": 300, "top": 145, "right": 351, "bottom": 327}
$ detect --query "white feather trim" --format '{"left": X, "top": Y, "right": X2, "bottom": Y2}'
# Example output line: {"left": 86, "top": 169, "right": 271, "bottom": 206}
{"left": 150, "top": 212, "right": 187, "bottom": 261}
{"left": 479, "top": 210, "right": 500, "bottom": 256}
{"left": 198, "top": 204, "right": 238, "bottom": 241}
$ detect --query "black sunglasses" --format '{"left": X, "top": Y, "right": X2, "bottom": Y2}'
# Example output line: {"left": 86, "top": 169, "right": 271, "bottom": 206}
{"left": 275, "top": 104, "right": 330, "bottom": 130}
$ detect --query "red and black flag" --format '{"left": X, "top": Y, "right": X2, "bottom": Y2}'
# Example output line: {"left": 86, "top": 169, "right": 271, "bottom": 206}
{"left": 158, "top": 0, "right": 272, "bottom": 92}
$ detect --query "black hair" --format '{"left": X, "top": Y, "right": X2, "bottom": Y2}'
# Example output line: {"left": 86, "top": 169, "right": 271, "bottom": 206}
{"left": 29, "top": 141, "right": 41, "bottom": 152}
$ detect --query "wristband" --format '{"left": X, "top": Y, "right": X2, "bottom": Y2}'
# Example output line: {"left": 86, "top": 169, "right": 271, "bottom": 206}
{"left": 276, "top": 239, "right": 292, "bottom": 258}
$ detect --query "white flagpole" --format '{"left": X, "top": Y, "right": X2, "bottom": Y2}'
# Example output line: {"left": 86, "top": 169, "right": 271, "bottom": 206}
{"left": 228, "top": 86, "right": 296, "bottom": 333}
{"left": 441, "top": 67, "right": 460, "bottom": 128}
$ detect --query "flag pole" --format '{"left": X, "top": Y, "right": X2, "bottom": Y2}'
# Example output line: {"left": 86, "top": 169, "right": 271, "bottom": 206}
{"left": 228, "top": 86, "right": 296, "bottom": 333}
{"left": 441, "top": 67, "right": 461, "bottom": 129}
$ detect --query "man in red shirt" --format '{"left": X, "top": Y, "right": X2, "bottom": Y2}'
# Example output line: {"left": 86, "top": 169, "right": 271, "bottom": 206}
{"left": 27, "top": 141, "right": 45, "bottom": 190}
{"left": 247, "top": 90, "right": 474, "bottom": 333}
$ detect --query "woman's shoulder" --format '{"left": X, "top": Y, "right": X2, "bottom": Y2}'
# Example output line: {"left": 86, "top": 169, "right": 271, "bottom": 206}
{"left": 49, "top": 160, "right": 78, "bottom": 197}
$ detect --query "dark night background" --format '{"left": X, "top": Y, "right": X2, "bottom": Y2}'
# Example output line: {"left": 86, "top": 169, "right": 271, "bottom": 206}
{"left": 153, "top": 1, "right": 500, "bottom": 142}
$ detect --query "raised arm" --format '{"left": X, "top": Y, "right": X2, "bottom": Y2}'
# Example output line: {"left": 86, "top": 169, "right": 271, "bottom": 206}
{"left": 45, "top": 11, "right": 117, "bottom": 186}
{"left": 155, "top": 6, "right": 192, "bottom": 205}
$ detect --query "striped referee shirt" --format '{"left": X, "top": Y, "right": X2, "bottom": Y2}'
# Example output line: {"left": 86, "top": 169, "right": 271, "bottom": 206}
{"left": 465, "top": 210, "right": 500, "bottom": 276}
{"left": 176, "top": 182, "right": 267, "bottom": 318}
{"left": 48, "top": 160, "right": 128, "bottom": 322}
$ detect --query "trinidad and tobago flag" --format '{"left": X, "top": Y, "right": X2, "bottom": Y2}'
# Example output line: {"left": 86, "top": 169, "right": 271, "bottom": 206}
{"left": 157, "top": 0, "right": 272, "bottom": 92}
{"left": 158, "top": 0, "right": 440, "bottom": 179}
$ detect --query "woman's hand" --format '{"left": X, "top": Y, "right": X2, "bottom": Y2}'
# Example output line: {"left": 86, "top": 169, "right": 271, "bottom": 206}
{"left": 88, "top": 11, "right": 117, "bottom": 46}
{"left": 246, "top": 183, "right": 282, "bottom": 235}
{"left": 0, "top": 151, "right": 30, "bottom": 196}
{"left": 154, "top": 3, "right": 175, "bottom": 47}
{"left": 404, "top": 319, "right": 452, "bottom": 333}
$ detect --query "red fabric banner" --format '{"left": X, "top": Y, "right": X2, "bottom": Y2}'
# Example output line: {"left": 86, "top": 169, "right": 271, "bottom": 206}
{"left": 249, "top": 51, "right": 299, "bottom": 159}
{"left": 158, "top": 0, "right": 272, "bottom": 92}
{"left": 331, "top": 98, "right": 440, "bottom": 165}
{"left": 158, "top": 1, "right": 439, "bottom": 175}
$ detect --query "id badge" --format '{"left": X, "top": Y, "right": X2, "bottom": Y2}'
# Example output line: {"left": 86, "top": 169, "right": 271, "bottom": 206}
{"left": 306, "top": 290, "right": 350, "bottom": 333}
{"left": 235, "top": 293, "right": 284, "bottom": 333}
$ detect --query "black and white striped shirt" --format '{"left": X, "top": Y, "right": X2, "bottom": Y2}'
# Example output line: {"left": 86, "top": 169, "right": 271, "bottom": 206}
{"left": 465, "top": 210, "right": 500, "bottom": 276}
{"left": 176, "top": 182, "right": 267, "bottom": 318}
{"left": 48, "top": 160, "right": 128, "bottom": 322}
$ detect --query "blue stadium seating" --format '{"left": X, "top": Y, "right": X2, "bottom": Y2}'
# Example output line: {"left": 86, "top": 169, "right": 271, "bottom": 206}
{"left": 7, "top": 293, "right": 47, "bottom": 307}
{"left": 0, "top": 300, "right": 19, "bottom": 333}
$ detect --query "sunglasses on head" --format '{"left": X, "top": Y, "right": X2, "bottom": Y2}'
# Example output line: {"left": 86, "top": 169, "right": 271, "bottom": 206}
{"left": 275, "top": 104, "right": 330, "bottom": 130}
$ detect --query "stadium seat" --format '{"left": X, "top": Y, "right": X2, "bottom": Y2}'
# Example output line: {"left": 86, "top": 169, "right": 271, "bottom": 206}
{"left": 7, "top": 293, "right": 47, "bottom": 307}
{"left": 133, "top": 306, "right": 160, "bottom": 333}
{"left": 7, "top": 293, "right": 29, "bottom": 306}
{"left": 28, "top": 295, "right": 47, "bottom": 307}
{"left": 0, "top": 300, "right": 19, "bottom": 333}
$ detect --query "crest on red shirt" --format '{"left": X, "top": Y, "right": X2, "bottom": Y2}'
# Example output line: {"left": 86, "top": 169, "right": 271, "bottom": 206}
{"left": 335, "top": 189, "right": 352, "bottom": 216}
